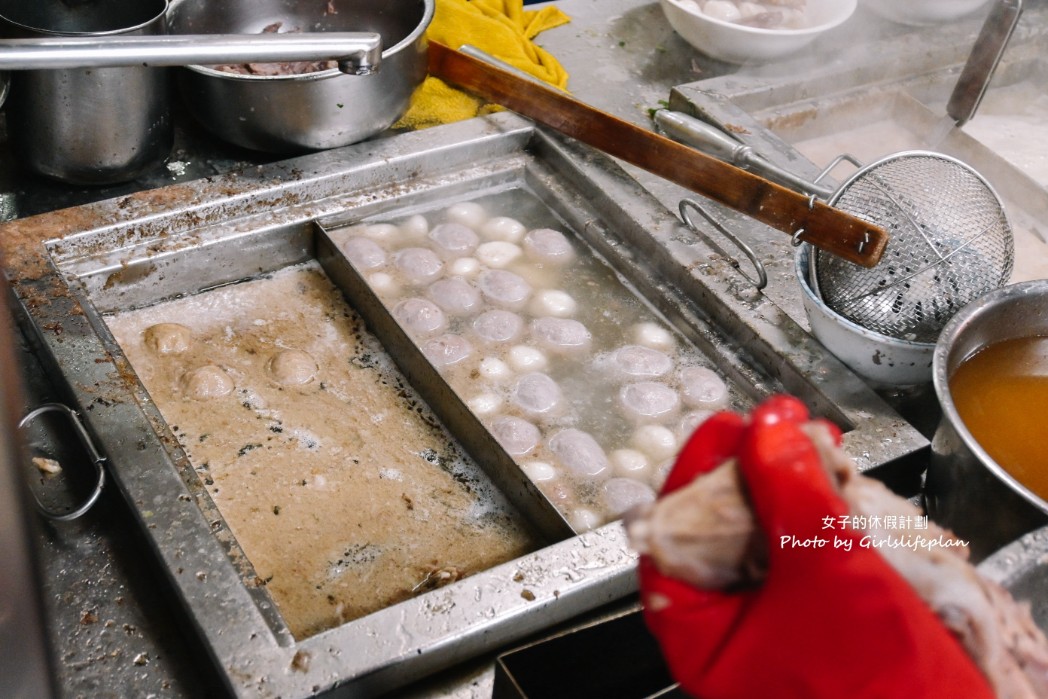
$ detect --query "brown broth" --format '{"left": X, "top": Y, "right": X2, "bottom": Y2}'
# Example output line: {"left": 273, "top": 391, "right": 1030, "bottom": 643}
{"left": 949, "top": 335, "right": 1048, "bottom": 500}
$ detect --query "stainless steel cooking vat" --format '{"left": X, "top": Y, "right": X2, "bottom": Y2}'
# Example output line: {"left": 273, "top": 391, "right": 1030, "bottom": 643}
{"left": 0, "top": 0, "right": 172, "bottom": 185}
{"left": 925, "top": 281, "right": 1048, "bottom": 562}
{"left": 0, "top": 112, "right": 926, "bottom": 697}
{"left": 168, "top": 0, "right": 433, "bottom": 153}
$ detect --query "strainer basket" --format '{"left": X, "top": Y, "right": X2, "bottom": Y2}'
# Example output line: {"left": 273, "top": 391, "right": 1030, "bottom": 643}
{"left": 652, "top": 111, "right": 1014, "bottom": 344}
{"left": 812, "top": 151, "right": 1014, "bottom": 343}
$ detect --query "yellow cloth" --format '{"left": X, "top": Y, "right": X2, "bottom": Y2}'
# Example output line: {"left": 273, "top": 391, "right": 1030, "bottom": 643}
{"left": 394, "top": 0, "right": 571, "bottom": 130}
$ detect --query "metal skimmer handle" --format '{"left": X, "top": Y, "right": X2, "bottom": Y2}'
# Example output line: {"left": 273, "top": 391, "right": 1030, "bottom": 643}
{"left": 653, "top": 109, "right": 836, "bottom": 200}
{"left": 0, "top": 32, "right": 383, "bottom": 75}
{"left": 947, "top": 0, "right": 1024, "bottom": 127}
{"left": 679, "top": 199, "right": 768, "bottom": 290}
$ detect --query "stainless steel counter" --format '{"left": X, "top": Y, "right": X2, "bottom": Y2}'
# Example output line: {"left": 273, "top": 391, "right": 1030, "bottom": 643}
{"left": 4, "top": 1, "right": 1037, "bottom": 697}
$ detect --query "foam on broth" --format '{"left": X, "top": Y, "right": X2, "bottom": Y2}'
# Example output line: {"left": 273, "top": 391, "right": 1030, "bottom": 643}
{"left": 106, "top": 263, "right": 540, "bottom": 639}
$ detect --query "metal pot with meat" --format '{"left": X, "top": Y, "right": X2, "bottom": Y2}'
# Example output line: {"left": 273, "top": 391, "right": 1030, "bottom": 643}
{"left": 168, "top": 0, "right": 433, "bottom": 153}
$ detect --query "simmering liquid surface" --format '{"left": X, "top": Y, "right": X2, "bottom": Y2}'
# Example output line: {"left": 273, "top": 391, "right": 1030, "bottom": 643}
{"left": 950, "top": 336, "right": 1048, "bottom": 499}
{"left": 106, "top": 263, "right": 538, "bottom": 639}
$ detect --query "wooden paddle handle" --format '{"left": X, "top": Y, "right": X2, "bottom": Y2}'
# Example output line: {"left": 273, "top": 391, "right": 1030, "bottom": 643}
{"left": 428, "top": 41, "right": 887, "bottom": 268}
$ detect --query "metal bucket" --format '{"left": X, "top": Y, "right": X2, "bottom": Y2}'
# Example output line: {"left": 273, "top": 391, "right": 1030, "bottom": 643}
{"left": 925, "top": 280, "right": 1048, "bottom": 562}
{"left": 0, "top": 0, "right": 171, "bottom": 185}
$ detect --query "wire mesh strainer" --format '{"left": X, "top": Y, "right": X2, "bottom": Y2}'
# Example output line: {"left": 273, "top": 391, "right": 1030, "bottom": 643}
{"left": 812, "top": 151, "right": 1014, "bottom": 344}
{"left": 652, "top": 110, "right": 1015, "bottom": 345}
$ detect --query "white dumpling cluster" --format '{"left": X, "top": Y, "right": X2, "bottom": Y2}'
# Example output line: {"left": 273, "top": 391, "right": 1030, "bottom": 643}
{"left": 677, "top": 0, "right": 807, "bottom": 29}
{"left": 335, "top": 199, "right": 736, "bottom": 532}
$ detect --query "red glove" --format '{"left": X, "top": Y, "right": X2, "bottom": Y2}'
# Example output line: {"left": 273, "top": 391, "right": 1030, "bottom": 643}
{"left": 639, "top": 395, "right": 995, "bottom": 699}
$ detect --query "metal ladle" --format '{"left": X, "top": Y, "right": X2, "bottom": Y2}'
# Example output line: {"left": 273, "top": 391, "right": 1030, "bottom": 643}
{"left": 0, "top": 31, "right": 383, "bottom": 75}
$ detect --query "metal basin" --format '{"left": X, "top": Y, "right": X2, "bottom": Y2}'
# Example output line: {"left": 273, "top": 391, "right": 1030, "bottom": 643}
{"left": 168, "top": 0, "right": 432, "bottom": 153}
{"left": 794, "top": 243, "right": 935, "bottom": 387}
{"left": 0, "top": 113, "right": 926, "bottom": 697}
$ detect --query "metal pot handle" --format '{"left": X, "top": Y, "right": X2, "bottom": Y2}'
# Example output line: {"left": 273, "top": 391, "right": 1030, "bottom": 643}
{"left": 654, "top": 109, "right": 836, "bottom": 200}
{"left": 19, "top": 403, "right": 106, "bottom": 521}
{"left": 679, "top": 199, "right": 768, "bottom": 291}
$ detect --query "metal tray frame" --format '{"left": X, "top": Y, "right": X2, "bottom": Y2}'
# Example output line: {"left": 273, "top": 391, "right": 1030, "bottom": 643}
{"left": 2, "top": 112, "right": 925, "bottom": 698}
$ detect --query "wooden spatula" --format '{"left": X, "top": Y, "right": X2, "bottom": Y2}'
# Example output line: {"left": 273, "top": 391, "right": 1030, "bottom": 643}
{"left": 428, "top": 41, "right": 887, "bottom": 268}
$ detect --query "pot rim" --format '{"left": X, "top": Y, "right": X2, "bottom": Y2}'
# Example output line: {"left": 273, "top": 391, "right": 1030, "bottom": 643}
{"left": 0, "top": 0, "right": 168, "bottom": 37}
{"left": 932, "top": 279, "right": 1048, "bottom": 517}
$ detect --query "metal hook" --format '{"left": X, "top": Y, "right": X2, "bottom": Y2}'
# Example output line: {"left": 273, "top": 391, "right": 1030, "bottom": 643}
{"left": 679, "top": 199, "right": 768, "bottom": 291}
{"left": 792, "top": 229, "right": 806, "bottom": 247}
{"left": 19, "top": 403, "right": 106, "bottom": 521}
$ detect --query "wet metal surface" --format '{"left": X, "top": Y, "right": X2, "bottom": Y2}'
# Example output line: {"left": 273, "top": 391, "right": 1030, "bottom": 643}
{"left": 9, "top": 0, "right": 1044, "bottom": 696}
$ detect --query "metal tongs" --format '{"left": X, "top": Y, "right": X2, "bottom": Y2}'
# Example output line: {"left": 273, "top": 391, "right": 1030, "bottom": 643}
{"left": 0, "top": 31, "right": 383, "bottom": 75}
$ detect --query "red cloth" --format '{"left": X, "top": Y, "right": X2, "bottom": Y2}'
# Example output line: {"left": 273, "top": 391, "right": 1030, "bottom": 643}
{"left": 639, "top": 396, "right": 995, "bottom": 699}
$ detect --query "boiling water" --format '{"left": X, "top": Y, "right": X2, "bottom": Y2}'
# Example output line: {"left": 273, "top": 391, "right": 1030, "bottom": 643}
{"left": 332, "top": 188, "right": 748, "bottom": 531}
{"left": 961, "top": 81, "right": 1048, "bottom": 189}
{"left": 106, "top": 263, "right": 539, "bottom": 638}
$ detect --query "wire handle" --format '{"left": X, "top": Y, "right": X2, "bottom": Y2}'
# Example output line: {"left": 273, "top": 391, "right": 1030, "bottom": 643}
{"left": 679, "top": 199, "right": 768, "bottom": 291}
{"left": 19, "top": 403, "right": 106, "bottom": 521}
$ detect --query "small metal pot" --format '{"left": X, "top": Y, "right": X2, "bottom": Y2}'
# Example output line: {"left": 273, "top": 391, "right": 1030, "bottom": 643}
{"left": 925, "top": 280, "right": 1048, "bottom": 562}
{"left": 0, "top": 0, "right": 172, "bottom": 185}
{"left": 794, "top": 243, "right": 935, "bottom": 387}
{"left": 168, "top": 0, "right": 433, "bottom": 154}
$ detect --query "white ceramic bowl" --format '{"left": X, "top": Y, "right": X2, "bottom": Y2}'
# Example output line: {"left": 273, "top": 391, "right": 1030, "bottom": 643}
{"left": 658, "top": 0, "right": 857, "bottom": 64}
{"left": 860, "top": 0, "right": 991, "bottom": 25}
{"left": 795, "top": 244, "right": 934, "bottom": 386}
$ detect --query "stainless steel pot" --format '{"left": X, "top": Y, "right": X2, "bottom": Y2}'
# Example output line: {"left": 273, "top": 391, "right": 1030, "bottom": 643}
{"left": 0, "top": 0, "right": 172, "bottom": 185}
{"left": 925, "top": 280, "right": 1048, "bottom": 562}
{"left": 794, "top": 243, "right": 935, "bottom": 386}
{"left": 168, "top": 0, "right": 434, "bottom": 154}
